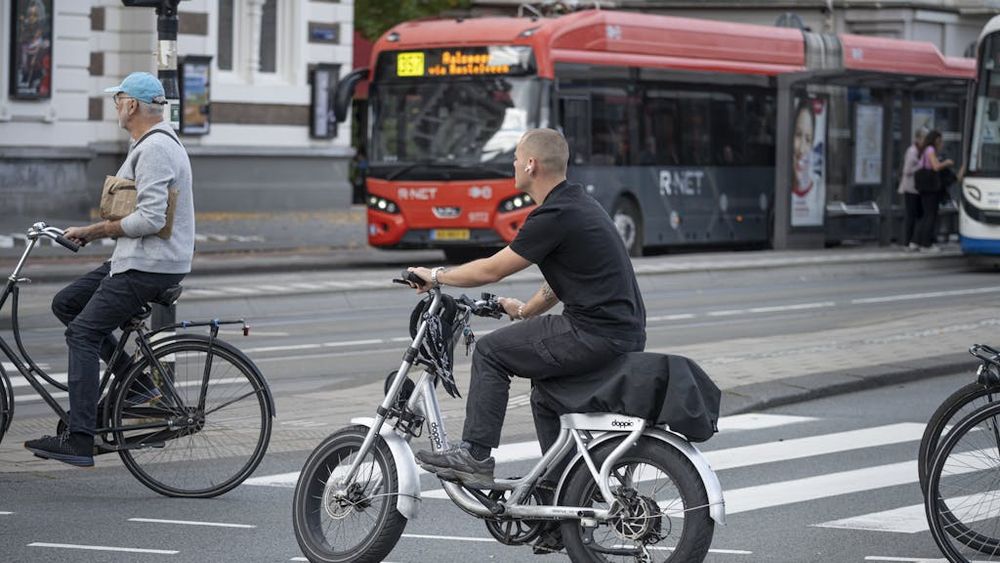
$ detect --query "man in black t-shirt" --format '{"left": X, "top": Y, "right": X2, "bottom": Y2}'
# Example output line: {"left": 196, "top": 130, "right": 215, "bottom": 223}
{"left": 405, "top": 128, "right": 646, "bottom": 491}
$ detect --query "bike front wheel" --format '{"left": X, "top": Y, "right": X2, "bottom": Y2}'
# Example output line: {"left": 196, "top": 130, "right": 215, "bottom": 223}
{"left": 918, "top": 381, "right": 999, "bottom": 492}
{"left": 560, "top": 437, "right": 715, "bottom": 563}
{"left": 111, "top": 337, "right": 273, "bottom": 498}
{"left": 925, "top": 400, "right": 1000, "bottom": 559}
{"left": 292, "top": 425, "right": 408, "bottom": 563}
{"left": 0, "top": 362, "right": 11, "bottom": 443}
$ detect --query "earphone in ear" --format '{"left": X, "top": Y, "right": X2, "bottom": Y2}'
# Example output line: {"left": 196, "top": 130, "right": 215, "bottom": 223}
{"left": 525, "top": 167, "right": 532, "bottom": 173}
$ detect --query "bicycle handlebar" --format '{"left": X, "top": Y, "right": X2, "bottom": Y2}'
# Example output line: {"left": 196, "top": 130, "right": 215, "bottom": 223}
{"left": 969, "top": 344, "right": 1000, "bottom": 366}
{"left": 26, "top": 222, "right": 80, "bottom": 253}
{"left": 391, "top": 271, "right": 505, "bottom": 319}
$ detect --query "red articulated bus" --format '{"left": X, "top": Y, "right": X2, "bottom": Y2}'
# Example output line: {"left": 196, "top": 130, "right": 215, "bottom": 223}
{"left": 335, "top": 9, "right": 973, "bottom": 261}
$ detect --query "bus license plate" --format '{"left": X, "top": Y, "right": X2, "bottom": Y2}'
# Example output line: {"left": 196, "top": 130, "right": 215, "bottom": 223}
{"left": 432, "top": 229, "right": 470, "bottom": 241}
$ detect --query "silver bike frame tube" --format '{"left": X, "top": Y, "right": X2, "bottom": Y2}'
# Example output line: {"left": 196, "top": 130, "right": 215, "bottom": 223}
{"left": 342, "top": 290, "right": 442, "bottom": 484}
{"left": 9, "top": 239, "right": 36, "bottom": 283}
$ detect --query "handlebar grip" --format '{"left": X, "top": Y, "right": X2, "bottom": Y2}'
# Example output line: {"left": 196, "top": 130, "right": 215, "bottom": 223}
{"left": 54, "top": 234, "right": 80, "bottom": 253}
{"left": 392, "top": 270, "right": 428, "bottom": 287}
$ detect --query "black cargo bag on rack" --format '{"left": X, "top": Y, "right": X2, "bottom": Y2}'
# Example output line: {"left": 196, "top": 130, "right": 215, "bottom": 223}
{"left": 408, "top": 294, "right": 465, "bottom": 398}
{"left": 530, "top": 352, "right": 721, "bottom": 442}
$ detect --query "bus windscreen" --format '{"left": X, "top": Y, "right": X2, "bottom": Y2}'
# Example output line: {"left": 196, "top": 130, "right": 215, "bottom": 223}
{"left": 377, "top": 46, "right": 536, "bottom": 80}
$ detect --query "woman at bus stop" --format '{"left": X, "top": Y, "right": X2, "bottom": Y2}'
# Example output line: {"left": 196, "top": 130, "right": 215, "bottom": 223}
{"left": 915, "top": 130, "right": 955, "bottom": 252}
{"left": 792, "top": 100, "right": 816, "bottom": 198}
{"left": 898, "top": 127, "right": 928, "bottom": 251}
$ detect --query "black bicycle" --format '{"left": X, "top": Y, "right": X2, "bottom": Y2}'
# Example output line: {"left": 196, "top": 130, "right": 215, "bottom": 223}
{"left": 0, "top": 222, "right": 274, "bottom": 498}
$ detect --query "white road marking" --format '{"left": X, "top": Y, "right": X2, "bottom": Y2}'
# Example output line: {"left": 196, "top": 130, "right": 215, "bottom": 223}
{"left": 14, "top": 376, "right": 248, "bottom": 404}
{"left": 218, "top": 287, "right": 258, "bottom": 294}
{"left": 28, "top": 542, "right": 179, "bottom": 555}
{"left": 647, "top": 313, "right": 696, "bottom": 322}
{"left": 816, "top": 488, "right": 1000, "bottom": 534}
{"left": 852, "top": 286, "right": 1000, "bottom": 304}
{"left": 8, "top": 372, "right": 68, "bottom": 389}
{"left": 402, "top": 533, "right": 495, "bottom": 543}
{"left": 243, "top": 343, "right": 324, "bottom": 353}
{"left": 715, "top": 413, "right": 817, "bottom": 431}
{"left": 747, "top": 301, "right": 836, "bottom": 313}
{"left": 0, "top": 511, "right": 13, "bottom": 515}
{"left": 128, "top": 517, "right": 255, "bottom": 529}
{"left": 323, "top": 339, "right": 384, "bottom": 348}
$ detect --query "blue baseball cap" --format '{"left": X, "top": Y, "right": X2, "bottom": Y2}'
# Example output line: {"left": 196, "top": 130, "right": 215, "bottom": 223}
{"left": 104, "top": 72, "right": 167, "bottom": 104}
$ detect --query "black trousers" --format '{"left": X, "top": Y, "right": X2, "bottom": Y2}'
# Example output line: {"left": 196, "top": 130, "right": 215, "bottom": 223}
{"left": 53, "top": 262, "right": 184, "bottom": 435}
{"left": 462, "top": 314, "right": 644, "bottom": 452}
{"left": 916, "top": 191, "right": 941, "bottom": 247}
{"left": 901, "top": 193, "right": 923, "bottom": 247}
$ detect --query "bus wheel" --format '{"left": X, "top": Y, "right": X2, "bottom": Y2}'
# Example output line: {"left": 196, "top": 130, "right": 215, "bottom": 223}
{"left": 613, "top": 198, "right": 643, "bottom": 257}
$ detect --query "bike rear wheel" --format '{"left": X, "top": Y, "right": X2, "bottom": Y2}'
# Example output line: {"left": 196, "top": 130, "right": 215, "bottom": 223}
{"left": 111, "top": 337, "right": 272, "bottom": 498}
{"left": 292, "top": 425, "right": 407, "bottom": 563}
{"left": 925, "top": 400, "right": 1000, "bottom": 559}
{"left": 919, "top": 381, "right": 999, "bottom": 492}
{"left": 560, "top": 437, "right": 714, "bottom": 562}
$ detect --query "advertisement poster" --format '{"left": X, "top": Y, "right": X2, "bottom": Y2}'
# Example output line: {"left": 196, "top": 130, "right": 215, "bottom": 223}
{"left": 310, "top": 65, "right": 339, "bottom": 139}
{"left": 10, "top": 0, "right": 52, "bottom": 99}
{"left": 791, "top": 96, "right": 827, "bottom": 227}
{"left": 180, "top": 56, "right": 211, "bottom": 135}
{"left": 912, "top": 107, "right": 936, "bottom": 139}
{"left": 854, "top": 104, "right": 883, "bottom": 185}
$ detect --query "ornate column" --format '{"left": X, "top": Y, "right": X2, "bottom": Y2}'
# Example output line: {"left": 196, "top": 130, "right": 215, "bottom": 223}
{"left": 246, "top": 0, "right": 266, "bottom": 79}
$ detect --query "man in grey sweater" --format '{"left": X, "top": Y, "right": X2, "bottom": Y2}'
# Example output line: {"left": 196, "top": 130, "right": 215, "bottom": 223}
{"left": 25, "top": 72, "right": 195, "bottom": 467}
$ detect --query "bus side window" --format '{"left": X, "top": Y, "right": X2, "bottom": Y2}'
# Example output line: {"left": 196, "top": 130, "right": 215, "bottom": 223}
{"left": 560, "top": 97, "right": 591, "bottom": 165}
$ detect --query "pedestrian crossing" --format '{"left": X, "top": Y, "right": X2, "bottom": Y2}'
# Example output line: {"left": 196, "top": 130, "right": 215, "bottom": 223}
{"left": 244, "top": 412, "right": 956, "bottom": 539}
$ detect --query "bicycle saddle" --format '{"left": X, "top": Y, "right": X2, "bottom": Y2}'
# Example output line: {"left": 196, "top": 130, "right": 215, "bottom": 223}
{"left": 150, "top": 285, "right": 183, "bottom": 307}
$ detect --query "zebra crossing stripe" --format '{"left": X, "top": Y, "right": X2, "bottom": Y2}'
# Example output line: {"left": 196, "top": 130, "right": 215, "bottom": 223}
{"left": 815, "top": 489, "right": 1000, "bottom": 534}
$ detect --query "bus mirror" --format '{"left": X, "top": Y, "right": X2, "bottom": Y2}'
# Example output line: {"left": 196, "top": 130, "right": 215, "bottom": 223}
{"left": 989, "top": 101, "right": 999, "bottom": 122}
{"left": 333, "top": 68, "right": 370, "bottom": 123}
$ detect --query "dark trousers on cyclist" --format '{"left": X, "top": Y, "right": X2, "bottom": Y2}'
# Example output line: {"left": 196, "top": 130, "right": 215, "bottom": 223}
{"left": 54, "top": 262, "right": 183, "bottom": 436}
{"left": 463, "top": 314, "right": 644, "bottom": 454}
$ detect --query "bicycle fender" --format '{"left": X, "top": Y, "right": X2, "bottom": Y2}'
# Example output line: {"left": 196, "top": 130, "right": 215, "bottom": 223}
{"left": 350, "top": 417, "right": 422, "bottom": 520}
{"left": 554, "top": 428, "right": 726, "bottom": 525}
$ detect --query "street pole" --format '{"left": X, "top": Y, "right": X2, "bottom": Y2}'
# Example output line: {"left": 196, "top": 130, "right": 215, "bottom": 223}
{"left": 122, "top": 0, "right": 181, "bottom": 333}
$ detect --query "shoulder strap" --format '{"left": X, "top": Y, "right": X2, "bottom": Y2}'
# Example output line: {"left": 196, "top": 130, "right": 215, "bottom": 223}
{"left": 131, "top": 128, "right": 182, "bottom": 177}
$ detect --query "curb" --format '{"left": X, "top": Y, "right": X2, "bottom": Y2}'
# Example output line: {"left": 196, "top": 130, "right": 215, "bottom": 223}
{"left": 721, "top": 351, "right": 975, "bottom": 416}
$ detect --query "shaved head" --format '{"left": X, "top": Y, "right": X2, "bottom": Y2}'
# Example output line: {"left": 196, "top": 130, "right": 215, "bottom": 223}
{"left": 518, "top": 129, "right": 569, "bottom": 177}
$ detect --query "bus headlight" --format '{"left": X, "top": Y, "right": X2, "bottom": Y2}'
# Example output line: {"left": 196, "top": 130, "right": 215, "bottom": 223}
{"left": 499, "top": 194, "right": 534, "bottom": 213}
{"left": 368, "top": 195, "right": 400, "bottom": 214}
{"left": 966, "top": 184, "right": 982, "bottom": 202}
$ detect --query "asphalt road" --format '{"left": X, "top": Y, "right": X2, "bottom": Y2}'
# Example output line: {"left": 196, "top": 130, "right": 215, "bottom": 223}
{"left": 2, "top": 256, "right": 999, "bottom": 561}
{"left": 0, "top": 371, "right": 976, "bottom": 562}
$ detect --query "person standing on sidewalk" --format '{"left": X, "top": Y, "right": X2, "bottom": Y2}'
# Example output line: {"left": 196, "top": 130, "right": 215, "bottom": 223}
{"left": 24, "top": 72, "right": 195, "bottom": 467}
{"left": 915, "top": 130, "right": 954, "bottom": 252}
{"left": 898, "top": 127, "right": 927, "bottom": 251}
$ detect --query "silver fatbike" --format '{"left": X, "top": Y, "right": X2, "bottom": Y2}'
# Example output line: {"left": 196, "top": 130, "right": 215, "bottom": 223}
{"left": 292, "top": 281, "right": 726, "bottom": 563}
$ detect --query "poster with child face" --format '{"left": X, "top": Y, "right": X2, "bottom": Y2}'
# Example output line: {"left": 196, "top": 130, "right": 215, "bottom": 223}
{"left": 791, "top": 96, "right": 827, "bottom": 227}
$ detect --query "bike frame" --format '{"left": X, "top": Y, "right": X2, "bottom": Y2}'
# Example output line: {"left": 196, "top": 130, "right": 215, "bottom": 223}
{"left": 343, "top": 288, "right": 726, "bottom": 525}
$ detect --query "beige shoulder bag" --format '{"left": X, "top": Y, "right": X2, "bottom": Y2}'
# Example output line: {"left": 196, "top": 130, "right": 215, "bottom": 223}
{"left": 99, "top": 129, "right": 181, "bottom": 239}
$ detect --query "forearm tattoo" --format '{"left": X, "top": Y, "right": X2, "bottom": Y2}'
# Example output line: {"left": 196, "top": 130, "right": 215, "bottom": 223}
{"left": 541, "top": 283, "right": 557, "bottom": 302}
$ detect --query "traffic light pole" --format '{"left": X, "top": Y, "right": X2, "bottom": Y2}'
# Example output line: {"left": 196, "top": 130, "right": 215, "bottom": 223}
{"left": 122, "top": 0, "right": 182, "bottom": 330}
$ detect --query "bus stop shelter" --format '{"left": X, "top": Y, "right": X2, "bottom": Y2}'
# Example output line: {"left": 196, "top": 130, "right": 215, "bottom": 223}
{"left": 773, "top": 36, "right": 974, "bottom": 249}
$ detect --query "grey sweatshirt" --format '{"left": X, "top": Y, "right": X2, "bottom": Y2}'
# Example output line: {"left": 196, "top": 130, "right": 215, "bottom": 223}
{"left": 110, "top": 122, "right": 195, "bottom": 275}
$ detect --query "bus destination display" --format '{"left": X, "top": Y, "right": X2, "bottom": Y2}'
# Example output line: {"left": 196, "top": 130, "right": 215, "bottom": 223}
{"left": 389, "top": 47, "right": 534, "bottom": 79}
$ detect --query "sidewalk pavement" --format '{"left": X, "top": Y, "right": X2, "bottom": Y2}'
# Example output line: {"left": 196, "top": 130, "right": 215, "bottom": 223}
{"left": 1, "top": 240, "right": 990, "bottom": 472}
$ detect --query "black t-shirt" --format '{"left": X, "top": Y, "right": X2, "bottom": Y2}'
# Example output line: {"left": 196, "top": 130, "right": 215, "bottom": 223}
{"left": 510, "top": 182, "right": 646, "bottom": 342}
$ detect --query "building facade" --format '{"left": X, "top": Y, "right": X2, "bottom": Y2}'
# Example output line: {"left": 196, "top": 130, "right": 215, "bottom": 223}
{"left": 1, "top": 0, "right": 354, "bottom": 222}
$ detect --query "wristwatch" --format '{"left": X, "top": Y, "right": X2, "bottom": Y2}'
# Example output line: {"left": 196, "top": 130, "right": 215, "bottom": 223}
{"left": 431, "top": 267, "right": 446, "bottom": 287}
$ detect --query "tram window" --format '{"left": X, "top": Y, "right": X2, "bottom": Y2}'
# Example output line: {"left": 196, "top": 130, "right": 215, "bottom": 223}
{"left": 710, "top": 94, "right": 740, "bottom": 165}
{"left": 639, "top": 95, "right": 680, "bottom": 166}
{"left": 560, "top": 97, "right": 591, "bottom": 165}
{"left": 971, "top": 35, "right": 1000, "bottom": 175}
{"left": 743, "top": 93, "right": 776, "bottom": 166}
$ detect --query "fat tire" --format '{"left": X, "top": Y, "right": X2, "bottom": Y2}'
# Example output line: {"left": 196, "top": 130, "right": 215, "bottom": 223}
{"left": 918, "top": 382, "right": 999, "bottom": 492}
{"left": 112, "top": 338, "right": 272, "bottom": 498}
{"left": 926, "top": 400, "right": 1000, "bottom": 558}
{"left": 292, "top": 425, "right": 408, "bottom": 563}
{"left": 560, "top": 437, "right": 714, "bottom": 562}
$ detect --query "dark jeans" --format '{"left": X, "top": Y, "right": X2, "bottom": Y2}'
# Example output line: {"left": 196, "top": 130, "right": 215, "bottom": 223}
{"left": 916, "top": 191, "right": 942, "bottom": 247}
{"left": 902, "top": 193, "right": 923, "bottom": 247}
{"left": 463, "top": 315, "right": 644, "bottom": 452}
{"left": 54, "top": 262, "right": 184, "bottom": 436}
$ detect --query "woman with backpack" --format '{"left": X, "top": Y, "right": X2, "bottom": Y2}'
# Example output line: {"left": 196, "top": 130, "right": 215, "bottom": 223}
{"left": 913, "top": 130, "right": 955, "bottom": 252}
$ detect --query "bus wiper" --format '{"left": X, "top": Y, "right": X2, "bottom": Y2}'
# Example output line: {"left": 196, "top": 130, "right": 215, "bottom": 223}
{"left": 385, "top": 160, "right": 440, "bottom": 181}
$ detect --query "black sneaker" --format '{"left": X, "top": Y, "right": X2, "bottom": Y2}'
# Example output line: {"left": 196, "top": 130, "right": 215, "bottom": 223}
{"left": 415, "top": 443, "right": 495, "bottom": 489}
{"left": 24, "top": 431, "right": 94, "bottom": 467}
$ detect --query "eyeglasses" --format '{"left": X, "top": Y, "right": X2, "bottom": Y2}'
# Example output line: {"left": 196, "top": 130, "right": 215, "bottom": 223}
{"left": 113, "top": 93, "right": 134, "bottom": 108}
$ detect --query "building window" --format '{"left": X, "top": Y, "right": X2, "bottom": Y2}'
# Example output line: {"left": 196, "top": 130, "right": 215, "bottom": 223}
{"left": 218, "top": 0, "right": 234, "bottom": 71}
{"left": 259, "top": 0, "right": 277, "bottom": 73}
